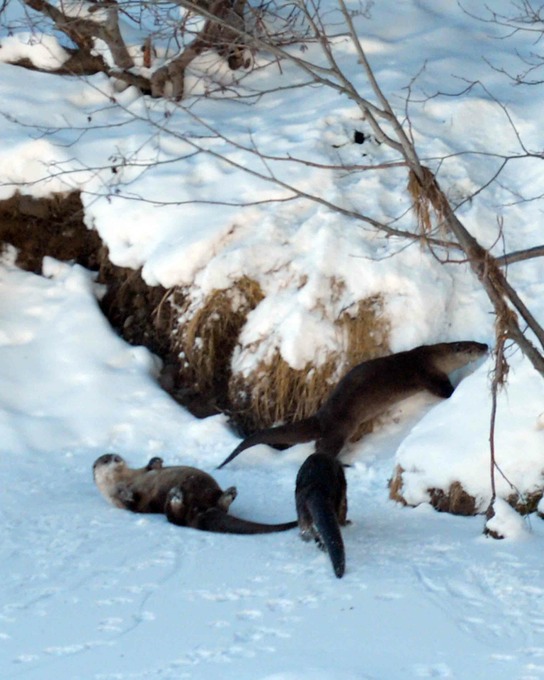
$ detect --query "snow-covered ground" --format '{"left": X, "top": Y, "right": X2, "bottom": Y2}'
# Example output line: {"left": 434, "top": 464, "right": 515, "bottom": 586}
{"left": 2, "top": 257, "right": 544, "bottom": 680}
{"left": 2, "top": 0, "right": 544, "bottom": 678}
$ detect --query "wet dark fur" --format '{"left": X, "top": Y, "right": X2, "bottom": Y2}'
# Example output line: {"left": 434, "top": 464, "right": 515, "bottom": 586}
{"left": 93, "top": 454, "right": 297, "bottom": 534}
{"left": 295, "top": 453, "right": 348, "bottom": 578}
{"left": 218, "top": 341, "right": 488, "bottom": 468}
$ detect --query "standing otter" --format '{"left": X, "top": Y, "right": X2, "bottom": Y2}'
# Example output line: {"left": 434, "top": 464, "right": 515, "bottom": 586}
{"left": 295, "top": 453, "right": 348, "bottom": 578}
{"left": 217, "top": 341, "right": 488, "bottom": 468}
{"left": 93, "top": 454, "right": 297, "bottom": 535}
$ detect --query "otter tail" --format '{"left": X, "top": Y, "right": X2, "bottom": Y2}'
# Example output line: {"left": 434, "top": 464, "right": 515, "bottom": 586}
{"left": 193, "top": 508, "right": 299, "bottom": 534}
{"left": 217, "top": 416, "right": 321, "bottom": 469}
{"left": 306, "top": 493, "right": 345, "bottom": 578}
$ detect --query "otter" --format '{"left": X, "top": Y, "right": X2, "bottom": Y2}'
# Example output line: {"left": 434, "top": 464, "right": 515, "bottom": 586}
{"left": 295, "top": 453, "right": 348, "bottom": 578}
{"left": 217, "top": 341, "right": 488, "bottom": 468}
{"left": 93, "top": 454, "right": 298, "bottom": 535}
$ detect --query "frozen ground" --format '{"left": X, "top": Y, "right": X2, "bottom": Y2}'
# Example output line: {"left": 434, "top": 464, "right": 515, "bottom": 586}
{"left": 1, "top": 0, "right": 544, "bottom": 678}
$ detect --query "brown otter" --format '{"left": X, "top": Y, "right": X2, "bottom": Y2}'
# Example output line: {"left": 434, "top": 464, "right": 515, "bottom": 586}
{"left": 93, "top": 454, "right": 298, "bottom": 534}
{"left": 295, "top": 453, "right": 348, "bottom": 578}
{"left": 217, "top": 341, "right": 488, "bottom": 468}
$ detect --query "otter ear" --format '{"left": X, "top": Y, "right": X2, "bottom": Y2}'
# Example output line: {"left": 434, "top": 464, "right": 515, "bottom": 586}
{"left": 218, "top": 486, "right": 237, "bottom": 511}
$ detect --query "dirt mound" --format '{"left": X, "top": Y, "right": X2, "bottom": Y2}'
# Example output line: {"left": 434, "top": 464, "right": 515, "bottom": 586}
{"left": 0, "top": 192, "right": 101, "bottom": 273}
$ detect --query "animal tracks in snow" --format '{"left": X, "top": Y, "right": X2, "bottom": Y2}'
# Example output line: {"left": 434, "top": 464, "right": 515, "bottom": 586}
{"left": 415, "top": 555, "right": 544, "bottom": 670}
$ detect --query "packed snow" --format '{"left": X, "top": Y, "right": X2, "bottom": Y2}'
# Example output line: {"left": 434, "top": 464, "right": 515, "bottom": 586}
{"left": 1, "top": 0, "right": 544, "bottom": 678}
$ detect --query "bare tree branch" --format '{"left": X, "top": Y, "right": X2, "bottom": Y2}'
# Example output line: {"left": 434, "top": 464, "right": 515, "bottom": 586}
{"left": 497, "top": 245, "right": 544, "bottom": 266}
{"left": 151, "top": 0, "right": 249, "bottom": 99}
{"left": 22, "top": 0, "right": 134, "bottom": 70}
{"left": 330, "top": 0, "right": 544, "bottom": 375}
{"left": 6, "top": 0, "right": 544, "bottom": 380}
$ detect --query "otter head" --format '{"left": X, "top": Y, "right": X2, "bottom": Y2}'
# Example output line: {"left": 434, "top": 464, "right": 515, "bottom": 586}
{"left": 93, "top": 453, "right": 129, "bottom": 500}
{"left": 93, "top": 453, "right": 126, "bottom": 477}
{"left": 430, "top": 340, "right": 488, "bottom": 374}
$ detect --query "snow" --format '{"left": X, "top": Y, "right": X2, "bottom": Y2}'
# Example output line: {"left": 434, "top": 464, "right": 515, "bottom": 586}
{"left": 485, "top": 498, "right": 531, "bottom": 540}
{"left": 2, "top": 0, "right": 544, "bottom": 678}
{"left": 0, "top": 33, "right": 70, "bottom": 70}
{"left": 396, "top": 353, "right": 544, "bottom": 512}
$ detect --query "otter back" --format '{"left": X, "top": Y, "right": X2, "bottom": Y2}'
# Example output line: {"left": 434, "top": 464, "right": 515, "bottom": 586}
{"left": 295, "top": 453, "right": 348, "bottom": 578}
{"left": 217, "top": 340, "right": 488, "bottom": 468}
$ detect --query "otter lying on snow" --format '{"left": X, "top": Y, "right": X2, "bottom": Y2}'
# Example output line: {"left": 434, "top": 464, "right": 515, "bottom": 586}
{"left": 93, "top": 454, "right": 298, "bottom": 535}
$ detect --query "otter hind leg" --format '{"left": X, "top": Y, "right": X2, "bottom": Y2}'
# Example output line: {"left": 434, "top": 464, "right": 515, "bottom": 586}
{"left": 165, "top": 487, "right": 188, "bottom": 526}
{"left": 217, "top": 486, "right": 237, "bottom": 511}
{"left": 297, "top": 503, "right": 316, "bottom": 543}
{"left": 300, "top": 519, "right": 325, "bottom": 550}
{"left": 335, "top": 472, "right": 349, "bottom": 526}
{"left": 313, "top": 532, "right": 326, "bottom": 551}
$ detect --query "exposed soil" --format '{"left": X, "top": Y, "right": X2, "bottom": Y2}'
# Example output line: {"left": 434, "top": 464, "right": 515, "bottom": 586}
{"left": 0, "top": 193, "right": 101, "bottom": 273}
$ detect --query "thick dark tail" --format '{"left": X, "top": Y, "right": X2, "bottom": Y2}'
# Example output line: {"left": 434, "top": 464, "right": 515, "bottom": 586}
{"left": 192, "top": 508, "right": 299, "bottom": 534}
{"left": 217, "top": 416, "right": 321, "bottom": 469}
{"left": 307, "top": 494, "right": 345, "bottom": 578}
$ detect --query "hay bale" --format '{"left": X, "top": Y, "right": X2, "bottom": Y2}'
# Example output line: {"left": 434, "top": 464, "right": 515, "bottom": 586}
{"left": 389, "top": 465, "right": 544, "bottom": 517}
{"left": 228, "top": 352, "right": 338, "bottom": 434}
{"left": 228, "top": 294, "right": 390, "bottom": 435}
{"left": 388, "top": 465, "right": 407, "bottom": 506}
{"left": 508, "top": 490, "right": 543, "bottom": 516}
{"left": 170, "top": 277, "right": 264, "bottom": 411}
{"left": 427, "top": 482, "right": 478, "bottom": 516}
